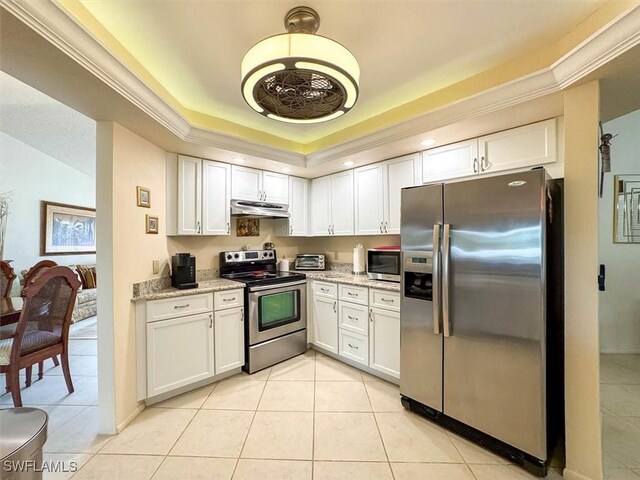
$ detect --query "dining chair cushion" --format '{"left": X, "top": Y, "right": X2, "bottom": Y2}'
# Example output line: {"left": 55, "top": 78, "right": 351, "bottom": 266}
{"left": 0, "top": 330, "right": 61, "bottom": 366}
{"left": 0, "top": 337, "right": 12, "bottom": 365}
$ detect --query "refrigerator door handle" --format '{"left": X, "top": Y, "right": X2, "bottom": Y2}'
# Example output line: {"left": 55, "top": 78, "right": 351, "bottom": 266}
{"left": 442, "top": 223, "right": 451, "bottom": 337}
{"left": 432, "top": 224, "right": 442, "bottom": 335}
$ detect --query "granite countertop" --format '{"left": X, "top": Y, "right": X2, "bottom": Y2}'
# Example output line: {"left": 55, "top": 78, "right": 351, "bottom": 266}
{"left": 300, "top": 270, "right": 401, "bottom": 292}
{"left": 132, "top": 278, "right": 245, "bottom": 302}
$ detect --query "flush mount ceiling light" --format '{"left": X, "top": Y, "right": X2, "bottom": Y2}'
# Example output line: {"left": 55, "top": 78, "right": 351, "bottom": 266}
{"left": 241, "top": 6, "right": 360, "bottom": 124}
{"left": 421, "top": 138, "right": 437, "bottom": 147}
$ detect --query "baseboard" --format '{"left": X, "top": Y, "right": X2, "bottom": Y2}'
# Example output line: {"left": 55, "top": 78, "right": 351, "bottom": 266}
{"left": 116, "top": 402, "right": 145, "bottom": 433}
{"left": 563, "top": 467, "right": 600, "bottom": 480}
{"left": 599, "top": 349, "right": 640, "bottom": 355}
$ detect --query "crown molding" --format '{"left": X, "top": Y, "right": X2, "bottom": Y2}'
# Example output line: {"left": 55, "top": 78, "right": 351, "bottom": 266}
{"left": 2, "top": 1, "right": 639, "bottom": 168}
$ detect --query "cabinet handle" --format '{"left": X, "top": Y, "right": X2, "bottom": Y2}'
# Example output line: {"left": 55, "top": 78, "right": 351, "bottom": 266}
{"left": 333, "top": 301, "right": 337, "bottom": 313}
{"left": 369, "top": 309, "right": 373, "bottom": 322}
{"left": 347, "top": 292, "right": 358, "bottom": 297}
{"left": 290, "top": 225, "right": 293, "bottom": 235}
{"left": 381, "top": 298, "right": 394, "bottom": 303}
{"left": 209, "top": 314, "right": 213, "bottom": 328}
{"left": 473, "top": 158, "right": 478, "bottom": 173}
{"left": 174, "top": 304, "right": 190, "bottom": 309}
{"left": 348, "top": 343, "right": 359, "bottom": 350}
{"left": 240, "top": 308, "right": 244, "bottom": 321}
{"left": 384, "top": 222, "right": 389, "bottom": 233}
{"left": 328, "top": 226, "right": 331, "bottom": 235}
{"left": 320, "top": 287, "right": 329, "bottom": 292}
{"left": 379, "top": 222, "right": 383, "bottom": 233}
{"left": 223, "top": 297, "right": 236, "bottom": 302}
{"left": 331, "top": 225, "right": 335, "bottom": 235}
{"left": 480, "top": 156, "right": 488, "bottom": 172}
{"left": 227, "top": 222, "right": 230, "bottom": 234}
{"left": 197, "top": 221, "right": 201, "bottom": 234}
{"left": 347, "top": 315, "right": 359, "bottom": 321}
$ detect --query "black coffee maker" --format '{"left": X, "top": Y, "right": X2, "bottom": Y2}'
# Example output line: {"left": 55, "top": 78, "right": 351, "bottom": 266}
{"left": 171, "top": 253, "right": 198, "bottom": 289}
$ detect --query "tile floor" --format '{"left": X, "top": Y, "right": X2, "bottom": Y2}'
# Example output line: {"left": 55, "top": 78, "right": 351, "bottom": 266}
{"left": 601, "top": 354, "right": 640, "bottom": 480}
{"left": 22, "top": 347, "right": 565, "bottom": 480}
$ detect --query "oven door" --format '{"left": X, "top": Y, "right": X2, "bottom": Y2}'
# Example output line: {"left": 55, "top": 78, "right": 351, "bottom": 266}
{"left": 248, "top": 281, "right": 307, "bottom": 345}
{"left": 367, "top": 250, "right": 401, "bottom": 281}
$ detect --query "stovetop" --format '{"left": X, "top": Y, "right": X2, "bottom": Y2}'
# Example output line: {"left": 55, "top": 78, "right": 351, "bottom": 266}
{"left": 219, "top": 249, "right": 306, "bottom": 287}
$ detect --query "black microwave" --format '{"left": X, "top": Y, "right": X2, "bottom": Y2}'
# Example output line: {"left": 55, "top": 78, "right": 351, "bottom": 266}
{"left": 367, "top": 248, "right": 401, "bottom": 283}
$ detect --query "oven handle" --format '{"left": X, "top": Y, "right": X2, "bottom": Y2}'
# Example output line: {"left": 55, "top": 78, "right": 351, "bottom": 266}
{"left": 247, "top": 280, "right": 307, "bottom": 293}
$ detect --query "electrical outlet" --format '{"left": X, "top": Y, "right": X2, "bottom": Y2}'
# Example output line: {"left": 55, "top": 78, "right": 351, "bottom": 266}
{"left": 152, "top": 259, "right": 159, "bottom": 274}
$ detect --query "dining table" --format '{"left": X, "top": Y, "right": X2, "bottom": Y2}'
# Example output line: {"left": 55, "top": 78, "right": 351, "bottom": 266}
{"left": 1, "top": 296, "right": 23, "bottom": 327}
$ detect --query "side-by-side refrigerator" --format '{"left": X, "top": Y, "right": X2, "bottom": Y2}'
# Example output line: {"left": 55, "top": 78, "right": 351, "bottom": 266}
{"left": 400, "top": 169, "right": 564, "bottom": 477}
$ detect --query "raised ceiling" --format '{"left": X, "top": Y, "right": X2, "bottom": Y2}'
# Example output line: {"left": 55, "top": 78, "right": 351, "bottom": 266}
{"left": 63, "top": 0, "right": 606, "bottom": 149}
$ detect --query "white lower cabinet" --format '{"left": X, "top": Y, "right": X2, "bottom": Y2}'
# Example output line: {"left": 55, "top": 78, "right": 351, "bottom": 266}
{"left": 338, "top": 301, "right": 368, "bottom": 336}
{"left": 146, "top": 312, "right": 215, "bottom": 397}
{"left": 339, "top": 329, "right": 369, "bottom": 366}
{"left": 214, "top": 306, "right": 244, "bottom": 374}
{"left": 312, "top": 291, "right": 338, "bottom": 354}
{"left": 369, "top": 306, "right": 400, "bottom": 378}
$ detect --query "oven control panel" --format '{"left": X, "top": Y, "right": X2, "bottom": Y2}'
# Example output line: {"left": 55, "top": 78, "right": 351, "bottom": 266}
{"left": 222, "top": 250, "right": 275, "bottom": 263}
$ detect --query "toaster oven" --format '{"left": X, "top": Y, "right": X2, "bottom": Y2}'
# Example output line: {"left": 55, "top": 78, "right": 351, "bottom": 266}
{"left": 294, "top": 254, "right": 326, "bottom": 271}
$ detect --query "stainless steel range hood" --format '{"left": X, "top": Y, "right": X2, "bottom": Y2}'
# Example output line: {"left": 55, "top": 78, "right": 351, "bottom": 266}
{"left": 230, "top": 199, "right": 290, "bottom": 218}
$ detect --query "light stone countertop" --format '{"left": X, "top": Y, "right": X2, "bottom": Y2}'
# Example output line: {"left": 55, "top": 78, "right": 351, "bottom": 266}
{"left": 300, "top": 270, "right": 401, "bottom": 292}
{"left": 131, "top": 278, "right": 245, "bottom": 302}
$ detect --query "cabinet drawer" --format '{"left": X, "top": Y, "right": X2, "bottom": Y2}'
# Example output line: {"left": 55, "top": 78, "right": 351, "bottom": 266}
{"left": 339, "top": 284, "right": 368, "bottom": 305}
{"left": 147, "top": 293, "right": 213, "bottom": 322}
{"left": 339, "top": 301, "right": 369, "bottom": 336}
{"left": 313, "top": 281, "right": 337, "bottom": 299}
{"left": 339, "top": 329, "right": 369, "bottom": 366}
{"left": 214, "top": 289, "right": 244, "bottom": 311}
{"left": 369, "top": 289, "right": 400, "bottom": 312}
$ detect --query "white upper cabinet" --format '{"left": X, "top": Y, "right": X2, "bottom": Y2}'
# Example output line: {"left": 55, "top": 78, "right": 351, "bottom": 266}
{"left": 477, "top": 118, "right": 557, "bottom": 174}
{"left": 177, "top": 155, "right": 202, "bottom": 235}
{"left": 262, "top": 171, "right": 289, "bottom": 204}
{"left": 331, "top": 170, "right": 355, "bottom": 236}
{"left": 202, "top": 160, "right": 231, "bottom": 235}
{"left": 167, "top": 154, "right": 230, "bottom": 236}
{"left": 422, "top": 139, "right": 478, "bottom": 183}
{"left": 422, "top": 119, "right": 558, "bottom": 183}
{"left": 311, "top": 176, "right": 332, "bottom": 236}
{"left": 354, "top": 154, "right": 420, "bottom": 235}
{"left": 383, "top": 153, "right": 421, "bottom": 234}
{"left": 231, "top": 166, "right": 290, "bottom": 203}
{"left": 354, "top": 164, "right": 385, "bottom": 235}
{"left": 289, "top": 176, "right": 309, "bottom": 235}
{"left": 231, "top": 165, "right": 263, "bottom": 201}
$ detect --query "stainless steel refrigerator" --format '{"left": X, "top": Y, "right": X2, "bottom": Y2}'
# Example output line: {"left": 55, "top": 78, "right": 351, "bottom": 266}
{"left": 400, "top": 169, "right": 563, "bottom": 476}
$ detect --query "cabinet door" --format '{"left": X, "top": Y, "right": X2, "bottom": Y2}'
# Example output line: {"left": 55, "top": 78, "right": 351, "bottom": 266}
{"left": 311, "top": 176, "right": 332, "bottom": 236}
{"left": 177, "top": 155, "right": 202, "bottom": 235}
{"left": 202, "top": 160, "right": 231, "bottom": 235}
{"left": 231, "top": 165, "right": 262, "bottom": 201}
{"left": 339, "top": 301, "right": 369, "bottom": 336}
{"left": 383, "top": 153, "right": 420, "bottom": 234}
{"left": 289, "top": 176, "right": 309, "bottom": 236}
{"left": 214, "top": 306, "right": 245, "bottom": 374}
{"left": 147, "top": 313, "right": 214, "bottom": 397}
{"left": 422, "top": 139, "right": 478, "bottom": 183}
{"left": 478, "top": 118, "right": 557, "bottom": 174}
{"left": 263, "top": 171, "right": 289, "bottom": 204}
{"left": 330, "top": 170, "right": 354, "bottom": 235}
{"left": 369, "top": 307, "right": 400, "bottom": 378}
{"left": 312, "top": 295, "right": 338, "bottom": 353}
{"left": 354, "top": 164, "right": 384, "bottom": 235}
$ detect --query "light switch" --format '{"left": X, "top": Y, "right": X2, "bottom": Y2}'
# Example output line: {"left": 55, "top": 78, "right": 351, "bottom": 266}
{"left": 152, "top": 259, "right": 159, "bottom": 274}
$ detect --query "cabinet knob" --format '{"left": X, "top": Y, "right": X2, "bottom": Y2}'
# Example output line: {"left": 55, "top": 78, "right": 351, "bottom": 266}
{"left": 209, "top": 314, "right": 213, "bottom": 328}
{"left": 227, "top": 222, "right": 230, "bottom": 234}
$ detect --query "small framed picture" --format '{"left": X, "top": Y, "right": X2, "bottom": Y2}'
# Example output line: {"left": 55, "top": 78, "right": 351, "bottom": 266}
{"left": 137, "top": 186, "right": 151, "bottom": 208}
{"left": 146, "top": 215, "right": 159, "bottom": 234}
{"left": 237, "top": 218, "right": 260, "bottom": 236}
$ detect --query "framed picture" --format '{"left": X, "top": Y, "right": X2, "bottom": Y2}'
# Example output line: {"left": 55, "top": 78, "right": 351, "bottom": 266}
{"left": 237, "top": 218, "right": 260, "bottom": 236}
{"left": 146, "top": 215, "right": 159, "bottom": 234}
{"left": 613, "top": 175, "right": 640, "bottom": 243}
{"left": 41, "top": 201, "right": 96, "bottom": 255}
{"left": 137, "top": 186, "right": 151, "bottom": 208}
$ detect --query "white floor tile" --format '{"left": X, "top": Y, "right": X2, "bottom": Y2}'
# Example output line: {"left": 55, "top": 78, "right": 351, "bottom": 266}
{"left": 446, "top": 431, "right": 511, "bottom": 464}
{"left": 202, "top": 379, "right": 265, "bottom": 410}
{"left": 314, "top": 412, "right": 386, "bottom": 461}
{"left": 170, "top": 409, "right": 254, "bottom": 457}
{"left": 67, "top": 339, "right": 97, "bottom": 356}
{"left": 71, "top": 454, "right": 162, "bottom": 480}
{"left": 315, "top": 355, "right": 363, "bottom": 382}
{"left": 151, "top": 456, "right": 236, "bottom": 480}
{"left": 364, "top": 381, "right": 403, "bottom": 412}
{"left": 268, "top": 355, "right": 316, "bottom": 381}
{"left": 43, "top": 407, "right": 113, "bottom": 454}
{"left": 258, "top": 381, "right": 314, "bottom": 411}
{"left": 314, "top": 461, "right": 393, "bottom": 479}
{"left": 42, "top": 453, "right": 93, "bottom": 480}
{"left": 242, "top": 411, "right": 313, "bottom": 460}
{"left": 151, "top": 384, "right": 216, "bottom": 409}
{"left": 391, "top": 463, "right": 476, "bottom": 480}
{"left": 602, "top": 384, "right": 640, "bottom": 416}
{"left": 315, "top": 381, "right": 371, "bottom": 412}
{"left": 99, "top": 407, "right": 196, "bottom": 455}
{"left": 233, "top": 459, "right": 312, "bottom": 480}
{"left": 469, "top": 464, "right": 564, "bottom": 479}
{"left": 0, "top": 375, "right": 98, "bottom": 406}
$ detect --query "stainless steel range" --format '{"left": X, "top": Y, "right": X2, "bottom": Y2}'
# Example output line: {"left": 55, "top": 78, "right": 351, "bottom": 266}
{"left": 220, "top": 250, "right": 307, "bottom": 373}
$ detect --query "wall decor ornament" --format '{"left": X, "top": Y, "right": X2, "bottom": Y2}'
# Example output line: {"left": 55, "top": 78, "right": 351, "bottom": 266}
{"left": 237, "top": 218, "right": 260, "bottom": 237}
{"left": 146, "top": 215, "right": 159, "bottom": 234}
{"left": 614, "top": 175, "right": 640, "bottom": 243}
{"left": 41, "top": 201, "right": 96, "bottom": 255}
{"left": 0, "top": 192, "right": 12, "bottom": 260}
{"left": 137, "top": 186, "right": 151, "bottom": 208}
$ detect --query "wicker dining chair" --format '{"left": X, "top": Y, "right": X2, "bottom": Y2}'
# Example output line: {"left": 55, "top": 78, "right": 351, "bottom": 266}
{"left": 0, "top": 261, "right": 16, "bottom": 297}
{"left": 21, "top": 260, "right": 61, "bottom": 385}
{"left": 0, "top": 266, "right": 81, "bottom": 407}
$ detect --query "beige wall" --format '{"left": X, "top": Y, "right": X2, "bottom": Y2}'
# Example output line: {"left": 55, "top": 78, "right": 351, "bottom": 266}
{"left": 97, "top": 121, "right": 169, "bottom": 431}
{"left": 563, "top": 80, "right": 602, "bottom": 480}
